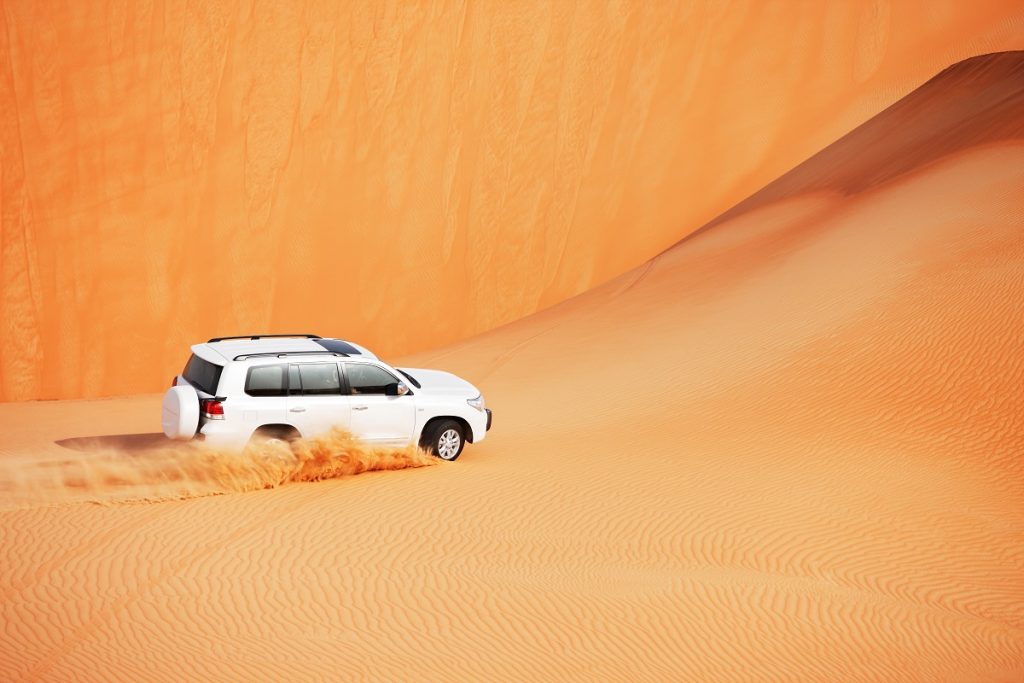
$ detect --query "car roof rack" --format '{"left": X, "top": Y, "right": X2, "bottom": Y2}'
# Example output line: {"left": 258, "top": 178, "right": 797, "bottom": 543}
{"left": 208, "top": 333, "right": 322, "bottom": 343}
{"left": 232, "top": 351, "right": 349, "bottom": 361}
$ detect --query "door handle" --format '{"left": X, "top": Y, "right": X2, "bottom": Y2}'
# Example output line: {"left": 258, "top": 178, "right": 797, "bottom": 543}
{"left": 353, "top": 405, "right": 368, "bottom": 411}
{"left": 289, "top": 407, "right": 306, "bottom": 413}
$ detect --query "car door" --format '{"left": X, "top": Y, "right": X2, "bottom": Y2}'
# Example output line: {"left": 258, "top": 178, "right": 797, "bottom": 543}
{"left": 343, "top": 362, "right": 416, "bottom": 445}
{"left": 285, "top": 362, "right": 351, "bottom": 439}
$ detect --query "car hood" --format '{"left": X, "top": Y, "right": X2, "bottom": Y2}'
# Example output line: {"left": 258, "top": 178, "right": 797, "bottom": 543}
{"left": 399, "top": 368, "right": 479, "bottom": 398}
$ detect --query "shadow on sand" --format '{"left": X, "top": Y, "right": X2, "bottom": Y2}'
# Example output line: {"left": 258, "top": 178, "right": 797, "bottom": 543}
{"left": 56, "top": 433, "right": 172, "bottom": 454}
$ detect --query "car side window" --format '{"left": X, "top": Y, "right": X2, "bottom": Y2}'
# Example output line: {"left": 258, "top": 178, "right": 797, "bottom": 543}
{"left": 346, "top": 363, "right": 398, "bottom": 395}
{"left": 296, "top": 363, "right": 341, "bottom": 395}
{"left": 245, "top": 364, "right": 287, "bottom": 397}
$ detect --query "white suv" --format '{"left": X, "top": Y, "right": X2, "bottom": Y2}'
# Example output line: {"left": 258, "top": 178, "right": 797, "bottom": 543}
{"left": 161, "top": 334, "right": 491, "bottom": 460}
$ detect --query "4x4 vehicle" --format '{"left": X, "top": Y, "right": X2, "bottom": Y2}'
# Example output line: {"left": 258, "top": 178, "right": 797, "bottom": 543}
{"left": 161, "top": 334, "right": 491, "bottom": 461}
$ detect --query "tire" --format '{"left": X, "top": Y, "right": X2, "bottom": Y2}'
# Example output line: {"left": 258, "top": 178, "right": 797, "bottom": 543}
{"left": 423, "top": 420, "right": 466, "bottom": 461}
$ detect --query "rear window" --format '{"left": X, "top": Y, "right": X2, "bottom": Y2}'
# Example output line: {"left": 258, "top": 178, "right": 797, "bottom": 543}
{"left": 183, "top": 354, "right": 224, "bottom": 395}
{"left": 245, "top": 364, "right": 287, "bottom": 397}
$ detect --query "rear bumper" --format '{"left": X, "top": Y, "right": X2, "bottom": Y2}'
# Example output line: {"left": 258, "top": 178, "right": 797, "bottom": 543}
{"left": 196, "top": 420, "right": 249, "bottom": 449}
{"left": 485, "top": 408, "right": 492, "bottom": 431}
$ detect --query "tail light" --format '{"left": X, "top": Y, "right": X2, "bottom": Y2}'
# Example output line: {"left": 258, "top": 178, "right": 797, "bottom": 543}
{"left": 171, "top": 376, "right": 178, "bottom": 388}
{"left": 200, "top": 398, "right": 225, "bottom": 420}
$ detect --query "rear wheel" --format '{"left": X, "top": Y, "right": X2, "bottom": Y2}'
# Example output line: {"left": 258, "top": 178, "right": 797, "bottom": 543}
{"left": 246, "top": 426, "right": 301, "bottom": 461}
{"left": 423, "top": 420, "right": 465, "bottom": 461}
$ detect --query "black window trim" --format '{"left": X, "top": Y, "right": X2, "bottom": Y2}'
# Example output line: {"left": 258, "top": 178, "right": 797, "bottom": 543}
{"left": 337, "top": 361, "right": 352, "bottom": 395}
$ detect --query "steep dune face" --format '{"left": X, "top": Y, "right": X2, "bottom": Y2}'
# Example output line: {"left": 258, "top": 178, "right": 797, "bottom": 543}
{"left": 3, "top": 1, "right": 1024, "bottom": 401}
{"left": 2, "top": 54, "right": 1023, "bottom": 681}
{"left": 689, "top": 50, "right": 1024, "bottom": 238}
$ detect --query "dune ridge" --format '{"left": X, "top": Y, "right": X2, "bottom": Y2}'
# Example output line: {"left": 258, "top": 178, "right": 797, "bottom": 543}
{"left": 1, "top": 53, "right": 1023, "bottom": 681}
{"left": 686, "top": 50, "right": 1024, "bottom": 239}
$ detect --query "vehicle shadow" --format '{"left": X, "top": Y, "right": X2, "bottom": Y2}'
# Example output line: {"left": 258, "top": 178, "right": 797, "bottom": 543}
{"left": 55, "top": 433, "right": 172, "bottom": 454}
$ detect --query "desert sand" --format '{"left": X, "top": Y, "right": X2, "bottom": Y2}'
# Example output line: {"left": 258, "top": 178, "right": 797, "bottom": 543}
{"left": 1, "top": 52, "right": 1023, "bottom": 681}
{"left": 3, "top": 1, "right": 1024, "bottom": 400}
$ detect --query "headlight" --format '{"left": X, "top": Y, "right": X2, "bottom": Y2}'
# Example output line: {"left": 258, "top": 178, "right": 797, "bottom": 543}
{"left": 466, "top": 394, "right": 485, "bottom": 412}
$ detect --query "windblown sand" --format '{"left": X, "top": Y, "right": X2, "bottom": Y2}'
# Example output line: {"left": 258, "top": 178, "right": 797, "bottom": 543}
{"left": 2, "top": 53, "right": 1023, "bottom": 681}
{"left": 0, "top": 426, "right": 435, "bottom": 508}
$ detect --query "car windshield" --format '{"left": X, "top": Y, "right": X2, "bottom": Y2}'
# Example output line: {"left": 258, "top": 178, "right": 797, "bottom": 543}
{"left": 314, "top": 339, "right": 362, "bottom": 355}
{"left": 395, "top": 368, "right": 421, "bottom": 389}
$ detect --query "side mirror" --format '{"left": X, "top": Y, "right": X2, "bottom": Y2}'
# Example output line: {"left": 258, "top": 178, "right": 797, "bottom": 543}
{"left": 385, "top": 382, "right": 410, "bottom": 396}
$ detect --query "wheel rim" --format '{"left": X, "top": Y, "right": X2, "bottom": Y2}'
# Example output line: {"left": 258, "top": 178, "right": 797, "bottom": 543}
{"left": 437, "top": 429, "right": 461, "bottom": 460}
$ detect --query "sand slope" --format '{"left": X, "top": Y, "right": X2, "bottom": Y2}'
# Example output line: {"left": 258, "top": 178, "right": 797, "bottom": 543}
{"left": 2, "top": 54, "right": 1024, "bottom": 681}
{"left": 3, "top": 1, "right": 1024, "bottom": 400}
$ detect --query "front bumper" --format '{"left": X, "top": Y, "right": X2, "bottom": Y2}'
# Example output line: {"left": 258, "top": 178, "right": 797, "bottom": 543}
{"left": 485, "top": 408, "right": 492, "bottom": 431}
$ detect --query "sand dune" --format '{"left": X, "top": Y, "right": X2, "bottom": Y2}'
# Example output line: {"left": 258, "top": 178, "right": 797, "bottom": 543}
{"left": 3, "top": 1, "right": 1024, "bottom": 401}
{"left": 1, "top": 52, "right": 1023, "bottom": 681}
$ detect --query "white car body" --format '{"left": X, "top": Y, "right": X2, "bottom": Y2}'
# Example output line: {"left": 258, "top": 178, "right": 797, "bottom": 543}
{"left": 162, "top": 335, "right": 491, "bottom": 459}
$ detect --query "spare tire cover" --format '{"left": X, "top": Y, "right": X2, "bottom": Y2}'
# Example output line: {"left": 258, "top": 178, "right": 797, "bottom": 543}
{"left": 162, "top": 385, "right": 200, "bottom": 440}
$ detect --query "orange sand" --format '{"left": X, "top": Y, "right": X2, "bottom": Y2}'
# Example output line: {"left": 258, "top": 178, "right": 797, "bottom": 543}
{"left": 1, "top": 53, "right": 1023, "bottom": 680}
{"left": 3, "top": 1, "right": 1024, "bottom": 400}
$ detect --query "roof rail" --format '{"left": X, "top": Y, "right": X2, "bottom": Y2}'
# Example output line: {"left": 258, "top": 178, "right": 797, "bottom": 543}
{"left": 208, "top": 334, "right": 322, "bottom": 343}
{"left": 232, "top": 351, "right": 348, "bottom": 361}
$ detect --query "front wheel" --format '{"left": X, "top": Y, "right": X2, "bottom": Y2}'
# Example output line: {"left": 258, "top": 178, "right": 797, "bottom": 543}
{"left": 423, "top": 420, "right": 465, "bottom": 461}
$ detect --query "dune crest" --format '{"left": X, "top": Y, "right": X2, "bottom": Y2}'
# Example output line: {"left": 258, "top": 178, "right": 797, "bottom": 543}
{"left": 686, "top": 50, "right": 1024, "bottom": 239}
